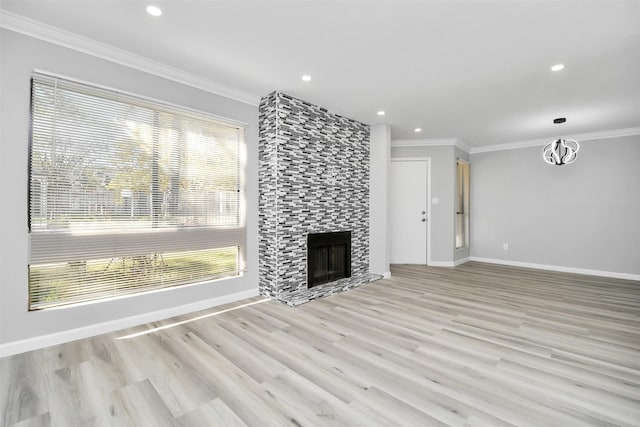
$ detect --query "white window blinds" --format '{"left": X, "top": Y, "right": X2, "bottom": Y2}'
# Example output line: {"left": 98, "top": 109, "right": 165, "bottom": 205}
{"left": 29, "top": 72, "right": 246, "bottom": 310}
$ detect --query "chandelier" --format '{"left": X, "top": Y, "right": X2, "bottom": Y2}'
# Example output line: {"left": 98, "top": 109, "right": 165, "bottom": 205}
{"left": 543, "top": 118, "right": 579, "bottom": 166}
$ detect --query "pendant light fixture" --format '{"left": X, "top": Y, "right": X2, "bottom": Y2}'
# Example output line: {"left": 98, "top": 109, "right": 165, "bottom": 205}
{"left": 543, "top": 118, "right": 579, "bottom": 165}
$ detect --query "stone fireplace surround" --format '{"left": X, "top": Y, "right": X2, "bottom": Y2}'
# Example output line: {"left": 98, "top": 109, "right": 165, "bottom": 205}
{"left": 258, "top": 92, "right": 381, "bottom": 306}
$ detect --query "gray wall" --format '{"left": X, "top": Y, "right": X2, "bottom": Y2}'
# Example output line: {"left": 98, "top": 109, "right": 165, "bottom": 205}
{"left": 369, "top": 124, "right": 391, "bottom": 276}
{"left": 391, "top": 145, "right": 457, "bottom": 264}
{"left": 470, "top": 135, "right": 640, "bottom": 275}
{"left": 0, "top": 30, "right": 259, "bottom": 345}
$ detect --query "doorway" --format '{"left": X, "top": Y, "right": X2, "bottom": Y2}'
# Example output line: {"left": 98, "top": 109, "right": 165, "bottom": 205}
{"left": 389, "top": 159, "right": 430, "bottom": 264}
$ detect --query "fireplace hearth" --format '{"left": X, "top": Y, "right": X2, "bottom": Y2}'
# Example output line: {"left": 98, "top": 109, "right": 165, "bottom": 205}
{"left": 307, "top": 231, "right": 351, "bottom": 288}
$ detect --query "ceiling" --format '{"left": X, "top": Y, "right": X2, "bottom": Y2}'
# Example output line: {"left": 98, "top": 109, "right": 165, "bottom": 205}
{"left": 2, "top": 0, "right": 639, "bottom": 148}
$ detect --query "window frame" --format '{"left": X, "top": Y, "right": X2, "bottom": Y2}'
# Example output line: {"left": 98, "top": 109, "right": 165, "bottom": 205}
{"left": 27, "top": 71, "right": 247, "bottom": 310}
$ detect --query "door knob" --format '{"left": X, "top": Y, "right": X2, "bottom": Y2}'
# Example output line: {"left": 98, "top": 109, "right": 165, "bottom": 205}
{"left": 421, "top": 211, "right": 426, "bottom": 214}
{"left": 421, "top": 218, "right": 426, "bottom": 222}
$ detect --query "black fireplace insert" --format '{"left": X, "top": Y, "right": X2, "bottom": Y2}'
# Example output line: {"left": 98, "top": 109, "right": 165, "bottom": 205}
{"left": 307, "top": 231, "right": 351, "bottom": 288}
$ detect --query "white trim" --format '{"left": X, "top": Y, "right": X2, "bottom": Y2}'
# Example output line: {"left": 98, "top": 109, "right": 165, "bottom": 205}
{"left": 390, "top": 157, "right": 432, "bottom": 266}
{"left": 428, "top": 261, "right": 456, "bottom": 267}
{"left": 391, "top": 138, "right": 471, "bottom": 153}
{"left": 470, "top": 127, "right": 640, "bottom": 154}
{"left": 454, "top": 257, "right": 470, "bottom": 266}
{"left": 383, "top": 271, "right": 392, "bottom": 279}
{"left": 469, "top": 257, "right": 640, "bottom": 281}
{"left": 456, "top": 140, "right": 472, "bottom": 153}
{"left": 0, "top": 288, "right": 260, "bottom": 357}
{"left": 0, "top": 10, "right": 261, "bottom": 106}
{"left": 427, "top": 158, "right": 432, "bottom": 266}
{"left": 392, "top": 138, "right": 458, "bottom": 147}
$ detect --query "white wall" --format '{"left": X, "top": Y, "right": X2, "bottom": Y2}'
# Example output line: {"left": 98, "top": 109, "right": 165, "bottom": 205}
{"left": 0, "top": 30, "right": 259, "bottom": 349}
{"left": 369, "top": 124, "right": 391, "bottom": 276}
{"left": 470, "top": 134, "right": 640, "bottom": 276}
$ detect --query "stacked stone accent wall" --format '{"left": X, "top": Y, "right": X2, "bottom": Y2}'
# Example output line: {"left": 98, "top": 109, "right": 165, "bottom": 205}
{"left": 258, "top": 92, "right": 380, "bottom": 305}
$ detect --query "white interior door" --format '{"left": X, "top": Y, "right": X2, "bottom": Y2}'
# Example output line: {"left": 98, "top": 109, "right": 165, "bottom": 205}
{"left": 390, "top": 160, "right": 428, "bottom": 264}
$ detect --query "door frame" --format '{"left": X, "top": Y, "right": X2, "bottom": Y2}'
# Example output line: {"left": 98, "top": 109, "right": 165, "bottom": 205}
{"left": 390, "top": 157, "right": 432, "bottom": 266}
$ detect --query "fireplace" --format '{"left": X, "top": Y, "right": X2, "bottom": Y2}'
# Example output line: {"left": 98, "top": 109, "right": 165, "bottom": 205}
{"left": 307, "top": 231, "right": 351, "bottom": 288}
{"left": 259, "top": 92, "right": 381, "bottom": 305}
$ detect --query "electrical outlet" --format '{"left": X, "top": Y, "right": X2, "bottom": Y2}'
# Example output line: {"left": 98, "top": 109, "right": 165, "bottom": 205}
{"left": 503, "top": 243, "right": 509, "bottom": 250}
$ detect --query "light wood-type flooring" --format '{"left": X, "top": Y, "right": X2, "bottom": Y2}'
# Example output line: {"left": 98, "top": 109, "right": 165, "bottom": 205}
{"left": 2, "top": 262, "right": 640, "bottom": 426}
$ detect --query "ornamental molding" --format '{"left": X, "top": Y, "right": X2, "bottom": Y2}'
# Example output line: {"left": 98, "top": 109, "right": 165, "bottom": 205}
{"left": 0, "top": 10, "right": 261, "bottom": 106}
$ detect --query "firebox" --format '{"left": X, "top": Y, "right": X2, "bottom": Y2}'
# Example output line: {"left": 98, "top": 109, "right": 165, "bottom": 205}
{"left": 307, "top": 231, "right": 351, "bottom": 288}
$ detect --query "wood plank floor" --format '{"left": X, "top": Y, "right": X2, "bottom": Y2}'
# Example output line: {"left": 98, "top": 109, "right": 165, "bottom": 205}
{"left": 2, "top": 262, "right": 640, "bottom": 426}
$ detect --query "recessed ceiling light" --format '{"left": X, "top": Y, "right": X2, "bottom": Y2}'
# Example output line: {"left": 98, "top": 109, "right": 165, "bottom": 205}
{"left": 301, "top": 75, "right": 312, "bottom": 82}
{"left": 551, "top": 64, "right": 565, "bottom": 72}
{"left": 146, "top": 5, "right": 162, "bottom": 17}
{"left": 377, "top": 111, "right": 385, "bottom": 116}
{"left": 414, "top": 128, "right": 422, "bottom": 133}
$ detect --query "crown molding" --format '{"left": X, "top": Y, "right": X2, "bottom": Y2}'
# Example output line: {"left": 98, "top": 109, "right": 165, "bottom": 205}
{"left": 392, "top": 138, "right": 470, "bottom": 153}
{"left": 470, "top": 126, "right": 640, "bottom": 154}
{"left": 0, "top": 10, "right": 261, "bottom": 107}
{"left": 392, "top": 138, "right": 457, "bottom": 147}
{"left": 455, "top": 139, "right": 472, "bottom": 153}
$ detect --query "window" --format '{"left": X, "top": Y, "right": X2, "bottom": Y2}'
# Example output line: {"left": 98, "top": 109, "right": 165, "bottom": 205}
{"left": 455, "top": 159, "right": 470, "bottom": 249}
{"left": 28, "top": 72, "right": 246, "bottom": 310}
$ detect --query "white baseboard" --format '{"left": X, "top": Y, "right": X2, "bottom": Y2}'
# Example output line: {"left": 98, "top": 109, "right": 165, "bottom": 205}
{"left": 454, "top": 257, "right": 470, "bottom": 266}
{"left": 469, "top": 257, "right": 640, "bottom": 281}
{"left": 428, "top": 261, "right": 456, "bottom": 267}
{"left": 383, "top": 271, "right": 392, "bottom": 278}
{"left": 427, "top": 258, "right": 470, "bottom": 267}
{"left": 0, "top": 288, "right": 260, "bottom": 357}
